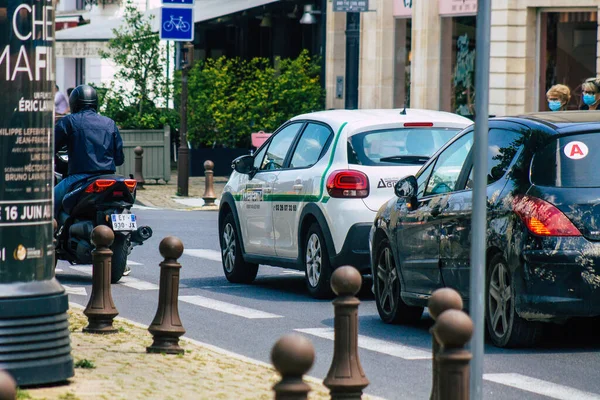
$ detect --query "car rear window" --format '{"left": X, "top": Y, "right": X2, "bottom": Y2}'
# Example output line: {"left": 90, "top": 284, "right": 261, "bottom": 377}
{"left": 347, "top": 128, "right": 459, "bottom": 166}
{"left": 531, "top": 133, "right": 600, "bottom": 187}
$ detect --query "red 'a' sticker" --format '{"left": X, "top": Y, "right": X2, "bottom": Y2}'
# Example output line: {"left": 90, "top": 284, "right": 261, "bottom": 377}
{"left": 563, "top": 141, "right": 588, "bottom": 160}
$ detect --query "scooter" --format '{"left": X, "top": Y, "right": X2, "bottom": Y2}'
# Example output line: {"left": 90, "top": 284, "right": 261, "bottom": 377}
{"left": 54, "top": 149, "right": 152, "bottom": 283}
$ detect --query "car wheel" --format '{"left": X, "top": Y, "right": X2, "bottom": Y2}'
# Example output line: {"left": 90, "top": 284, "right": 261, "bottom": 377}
{"left": 220, "top": 213, "right": 259, "bottom": 284}
{"left": 486, "top": 254, "right": 543, "bottom": 348}
{"left": 374, "top": 238, "right": 423, "bottom": 324}
{"left": 304, "top": 223, "right": 334, "bottom": 299}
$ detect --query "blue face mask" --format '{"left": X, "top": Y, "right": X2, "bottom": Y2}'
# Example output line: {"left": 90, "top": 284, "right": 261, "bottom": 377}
{"left": 548, "top": 100, "right": 562, "bottom": 111}
{"left": 583, "top": 93, "right": 597, "bottom": 106}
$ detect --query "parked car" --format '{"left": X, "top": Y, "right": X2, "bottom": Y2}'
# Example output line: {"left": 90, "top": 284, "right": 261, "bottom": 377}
{"left": 218, "top": 109, "right": 472, "bottom": 298}
{"left": 369, "top": 111, "right": 600, "bottom": 347}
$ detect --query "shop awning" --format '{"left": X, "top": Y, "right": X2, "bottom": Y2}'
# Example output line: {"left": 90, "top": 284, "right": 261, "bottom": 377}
{"left": 55, "top": 0, "right": 280, "bottom": 44}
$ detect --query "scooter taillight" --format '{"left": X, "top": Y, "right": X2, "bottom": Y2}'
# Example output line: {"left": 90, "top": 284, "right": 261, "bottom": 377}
{"left": 85, "top": 179, "right": 116, "bottom": 193}
{"left": 124, "top": 179, "right": 137, "bottom": 193}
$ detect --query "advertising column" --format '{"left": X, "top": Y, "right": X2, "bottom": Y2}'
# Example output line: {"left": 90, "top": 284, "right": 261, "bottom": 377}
{"left": 0, "top": 0, "right": 74, "bottom": 386}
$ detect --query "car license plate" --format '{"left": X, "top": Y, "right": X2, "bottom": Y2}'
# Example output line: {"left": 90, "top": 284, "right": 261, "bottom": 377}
{"left": 111, "top": 214, "right": 137, "bottom": 231}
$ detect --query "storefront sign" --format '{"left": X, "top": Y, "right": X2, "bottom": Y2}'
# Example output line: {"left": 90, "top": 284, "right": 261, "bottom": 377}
{"left": 55, "top": 41, "right": 107, "bottom": 58}
{"left": 440, "top": 0, "right": 477, "bottom": 16}
{"left": 0, "top": 0, "right": 55, "bottom": 282}
{"left": 393, "top": 0, "right": 412, "bottom": 17}
{"left": 333, "top": 0, "right": 369, "bottom": 12}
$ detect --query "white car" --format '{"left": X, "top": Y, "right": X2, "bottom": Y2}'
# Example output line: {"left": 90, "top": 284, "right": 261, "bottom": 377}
{"left": 218, "top": 109, "right": 472, "bottom": 298}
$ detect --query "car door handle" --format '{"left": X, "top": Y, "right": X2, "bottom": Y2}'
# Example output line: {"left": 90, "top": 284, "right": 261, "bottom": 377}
{"left": 293, "top": 184, "right": 303, "bottom": 191}
{"left": 431, "top": 203, "right": 448, "bottom": 217}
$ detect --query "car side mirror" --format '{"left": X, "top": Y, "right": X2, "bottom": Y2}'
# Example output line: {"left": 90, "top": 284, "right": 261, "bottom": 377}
{"left": 394, "top": 176, "right": 418, "bottom": 209}
{"left": 232, "top": 155, "right": 255, "bottom": 175}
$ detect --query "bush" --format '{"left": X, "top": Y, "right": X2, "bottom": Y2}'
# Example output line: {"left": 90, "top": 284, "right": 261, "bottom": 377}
{"left": 184, "top": 50, "right": 324, "bottom": 148}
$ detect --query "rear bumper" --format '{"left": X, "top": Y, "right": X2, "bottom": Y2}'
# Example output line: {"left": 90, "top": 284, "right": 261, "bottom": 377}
{"left": 516, "top": 241, "right": 600, "bottom": 321}
{"left": 331, "top": 223, "right": 372, "bottom": 273}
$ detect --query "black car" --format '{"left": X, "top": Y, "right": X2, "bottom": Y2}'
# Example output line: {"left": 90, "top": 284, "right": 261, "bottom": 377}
{"left": 369, "top": 111, "right": 600, "bottom": 348}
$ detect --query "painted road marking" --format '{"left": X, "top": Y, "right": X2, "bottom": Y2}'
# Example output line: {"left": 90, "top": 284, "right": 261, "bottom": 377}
{"left": 296, "top": 328, "right": 431, "bottom": 360}
{"left": 185, "top": 249, "right": 222, "bottom": 262}
{"left": 119, "top": 276, "right": 159, "bottom": 290}
{"left": 55, "top": 268, "right": 63, "bottom": 273}
{"left": 63, "top": 285, "right": 87, "bottom": 296}
{"left": 484, "top": 373, "right": 600, "bottom": 400}
{"left": 280, "top": 270, "right": 304, "bottom": 276}
{"left": 127, "top": 260, "right": 143, "bottom": 266}
{"left": 179, "top": 295, "right": 283, "bottom": 319}
{"left": 70, "top": 266, "right": 92, "bottom": 275}
{"left": 132, "top": 204, "right": 162, "bottom": 210}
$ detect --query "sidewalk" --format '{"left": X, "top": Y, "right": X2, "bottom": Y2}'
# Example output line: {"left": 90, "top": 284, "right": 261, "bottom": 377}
{"left": 134, "top": 172, "right": 228, "bottom": 211}
{"left": 20, "top": 304, "right": 380, "bottom": 400}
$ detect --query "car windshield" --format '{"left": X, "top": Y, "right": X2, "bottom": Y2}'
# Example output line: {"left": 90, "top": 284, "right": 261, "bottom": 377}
{"left": 347, "top": 128, "right": 459, "bottom": 166}
{"left": 531, "top": 132, "right": 600, "bottom": 188}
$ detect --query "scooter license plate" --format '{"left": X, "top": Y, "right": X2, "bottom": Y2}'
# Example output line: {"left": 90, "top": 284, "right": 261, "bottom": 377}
{"left": 111, "top": 214, "right": 137, "bottom": 231}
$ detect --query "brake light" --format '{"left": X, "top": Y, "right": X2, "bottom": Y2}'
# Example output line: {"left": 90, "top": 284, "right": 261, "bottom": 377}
{"left": 512, "top": 195, "right": 581, "bottom": 237}
{"left": 326, "top": 170, "right": 369, "bottom": 198}
{"left": 404, "top": 122, "right": 434, "bottom": 127}
{"left": 85, "top": 179, "right": 116, "bottom": 193}
{"left": 124, "top": 179, "right": 137, "bottom": 193}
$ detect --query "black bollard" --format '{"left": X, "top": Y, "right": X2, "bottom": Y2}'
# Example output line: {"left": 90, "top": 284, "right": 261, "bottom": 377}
{"left": 0, "top": 370, "right": 16, "bottom": 400}
{"left": 428, "top": 288, "right": 464, "bottom": 400}
{"left": 323, "top": 266, "right": 369, "bottom": 400}
{"left": 434, "top": 310, "right": 473, "bottom": 400}
{"left": 147, "top": 236, "right": 186, "bottom": 354}
{"left": 271, "top": 334, "right": 315, "bottom": 400}
{"left": 134, "top": 146, "right": 145, "bottom": 190}
{"left": 83, "top": 226, "right": 118, "bottom": 334}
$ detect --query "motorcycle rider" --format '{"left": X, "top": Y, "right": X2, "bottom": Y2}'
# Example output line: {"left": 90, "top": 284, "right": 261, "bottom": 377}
{"left": 54, "top": 84, "right": 127, "bottom": 271}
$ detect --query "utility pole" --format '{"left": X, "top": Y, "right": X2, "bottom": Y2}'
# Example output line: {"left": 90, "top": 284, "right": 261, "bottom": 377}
{"left": 177, "top": 42, "right": 194, "bottom": 196}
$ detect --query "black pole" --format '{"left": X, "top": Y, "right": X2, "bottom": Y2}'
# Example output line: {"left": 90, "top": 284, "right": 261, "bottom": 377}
{"left": 0, "top": 0, "right": 73, "bottom": 386}
{"left": 345, "top": 12, "right": 360, "bottom": 109}
{"left": 177, "top": 42, "right": 192, "bottom": 197}
{"left": 319, "top": 0, "right": 327, "bottom": 90}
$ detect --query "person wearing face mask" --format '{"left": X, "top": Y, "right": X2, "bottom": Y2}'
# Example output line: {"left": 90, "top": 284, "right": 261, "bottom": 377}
{"left": 546, "top": 84, "right": 570, "bottom": 111}
{"left": 580, "top": 78, "right": 600, "bottom": 110}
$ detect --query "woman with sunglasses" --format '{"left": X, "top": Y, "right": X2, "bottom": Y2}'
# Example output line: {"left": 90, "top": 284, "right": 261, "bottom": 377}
{"left": 580, "top": 78, "right": 600, "bottom": 110}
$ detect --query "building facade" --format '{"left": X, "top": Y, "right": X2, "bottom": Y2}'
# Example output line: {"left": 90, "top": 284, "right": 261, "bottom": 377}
{"left": 326, "top": 0, "right": 600, "bottom": 116}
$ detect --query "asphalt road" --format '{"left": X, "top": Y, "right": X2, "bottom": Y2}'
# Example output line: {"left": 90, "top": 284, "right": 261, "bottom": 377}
{"left": 58, "top": 207, "right": 600, "bottom": 400}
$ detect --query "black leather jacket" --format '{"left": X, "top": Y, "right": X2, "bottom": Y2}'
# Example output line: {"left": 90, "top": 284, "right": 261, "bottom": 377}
{"left": 55, "top": 108, "right": 124, "bottom": 175}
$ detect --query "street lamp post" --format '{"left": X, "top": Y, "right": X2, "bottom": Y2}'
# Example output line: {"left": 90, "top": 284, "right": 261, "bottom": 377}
{"left": 0, "top": 0, "right": 73, "bottom": 385}
{"left": 177, "top": 42, "right": 194, "bottom": 197}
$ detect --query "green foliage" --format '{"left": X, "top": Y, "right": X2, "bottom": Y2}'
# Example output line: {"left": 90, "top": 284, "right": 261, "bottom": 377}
{"left": 98, "top": 2, "right": 176, "bottom": 129}
{"left": 74, "top": 359, "right": 96, "bottom": 369}
{"left": 184, "top": 50, "right": 324, "bottom": 148}
{"left": 16, "top": 389, "right": 32, "bottom": 399}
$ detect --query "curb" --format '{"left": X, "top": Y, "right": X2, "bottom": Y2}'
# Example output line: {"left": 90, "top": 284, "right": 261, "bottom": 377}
{"left": 68, "top": 302, "right": 386, "bottom": 400}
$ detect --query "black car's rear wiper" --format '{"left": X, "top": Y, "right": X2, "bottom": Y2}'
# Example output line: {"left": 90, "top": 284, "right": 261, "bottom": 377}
{"left": 379, "top": 155, "right": 430, "bottom": 164}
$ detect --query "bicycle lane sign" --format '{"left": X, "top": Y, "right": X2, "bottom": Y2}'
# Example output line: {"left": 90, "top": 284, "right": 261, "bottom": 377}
{"left": 160, "top": 7, "right": 194, "bottom": 41}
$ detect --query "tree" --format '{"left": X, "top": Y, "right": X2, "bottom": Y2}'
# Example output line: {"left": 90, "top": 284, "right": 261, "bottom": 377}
{"left": 100, "top": 2, "right": 166, "bottom": 120}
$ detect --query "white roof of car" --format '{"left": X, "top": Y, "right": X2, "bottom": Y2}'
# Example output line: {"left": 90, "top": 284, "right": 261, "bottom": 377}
{"left": 291, "top": 108, "right": 473, "bottom": 134}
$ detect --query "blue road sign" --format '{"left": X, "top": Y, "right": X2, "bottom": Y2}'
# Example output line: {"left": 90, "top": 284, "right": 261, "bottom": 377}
{"left": 162, "top": 0, "right": 194, "bottom": 5}
{"left": 160, "top": 7, "right": 194, "bottom": 41}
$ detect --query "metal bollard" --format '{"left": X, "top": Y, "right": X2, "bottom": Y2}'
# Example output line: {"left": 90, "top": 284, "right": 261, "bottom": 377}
{"left": 202, "top": 160, "right": 216, "bottom": 206}
{"left": 0, "top": 370, "right": 16, "bottom": 400}
{"left": 271, "top": 334, "right": 315, "bottom": 400}
{"left": 147, "top": 236, "right": 186, "bottom": 354}
{"left": 428, "top": 288, "right": 464, "bottom": 400}
{"left": 134, "top": 146, "right": 145, "bottom": 190}
{"left": 433, "top": 309, "right": 473, "bottom": 400}
{"left": 83, "top": 226, "right": 119, "bottom": 334}
{"left": 323, "top": 266, "right": 369, "bottom": 400}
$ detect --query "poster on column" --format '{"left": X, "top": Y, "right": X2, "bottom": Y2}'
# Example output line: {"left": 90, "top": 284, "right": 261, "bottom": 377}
{"left": 0, "top": 0, "right": 55, "bottom": 283}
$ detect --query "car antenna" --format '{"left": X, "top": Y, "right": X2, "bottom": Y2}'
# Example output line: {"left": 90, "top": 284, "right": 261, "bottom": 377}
{"left": 400, "top": 104, "right": 407, "bottom": 115}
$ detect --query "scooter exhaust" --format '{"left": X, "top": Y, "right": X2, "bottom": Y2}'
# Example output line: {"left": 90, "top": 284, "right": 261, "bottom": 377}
{"left": 130, "top": 225, "right": 153, "bottom": 245}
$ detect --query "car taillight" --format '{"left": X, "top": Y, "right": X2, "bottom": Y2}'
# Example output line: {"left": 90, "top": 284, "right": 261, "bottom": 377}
{"left": 124, "top": 179, "right": 137, "bottom": 193}
{"left": 326, "top": 170, "right": 369, "bottom": 198}
{"left": 85, "top": 179, "right": 116, "bottom": 193}
{"left": 404, "top": 122, "right": 434, "bottom": 127}
{"left": 512, "top": 195, "right": 581, "bottom": 237}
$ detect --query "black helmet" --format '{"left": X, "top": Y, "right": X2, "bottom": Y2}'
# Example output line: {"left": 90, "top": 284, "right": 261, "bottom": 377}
{"left": 69, "top": 84, "right": 98, "bottom": 113}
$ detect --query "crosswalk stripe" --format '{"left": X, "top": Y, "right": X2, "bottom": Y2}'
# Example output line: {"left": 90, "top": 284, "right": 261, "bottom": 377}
{"left": 63, "top": 285, "right": 87, "bottom": 296}
{"left": 295, "top": 327, "right": 431, "bottom": 360}
{"left": 119, "top": 277, "right": 159, "bottom": 290}
{"left": 132, "top": 204, "right": 162, "bottom": 210}
{"left": 179, "top": 295, "right": 283, "bottom": 319}
{"left": 127, "top": 260, "right": 143, "bottom": 266}
{"left": 184, "top": 249, "right": 222, "bottom": 262}
{"left": 70, "top": 266, "right": 92, "bottom": 275}
{"left": 483, "top": 373, "right": 600, "bottom": 400}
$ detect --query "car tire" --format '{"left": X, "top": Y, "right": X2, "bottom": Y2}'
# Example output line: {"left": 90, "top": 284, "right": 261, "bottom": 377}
{"left": 303, "top": 223, "right": 334, "bottom": 299}
{"left": 374, "top": 238, "right": 423, "bottom": 324}
{"left": 485, "top": 253, "right": 543, "bottom": 348}
{"left": 220, "top": 213, "right": 259, "bottom": 284}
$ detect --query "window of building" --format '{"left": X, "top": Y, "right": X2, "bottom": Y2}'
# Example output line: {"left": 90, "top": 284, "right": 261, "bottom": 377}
{"left": 538, "top": 11, "right": 598, "bottom": 111}
{"left": 393, "top": 18, "right": 412, "bottom": 108}
{"left": 440, "top": 16, "right": 477, "bottom": 117}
